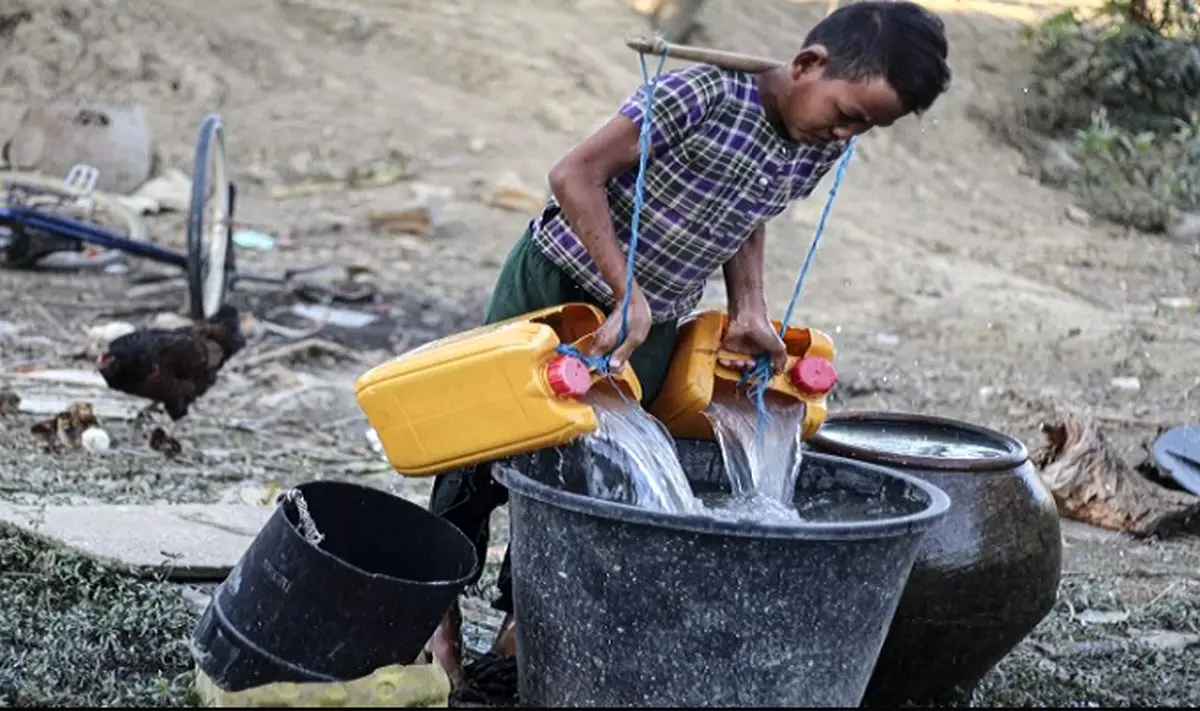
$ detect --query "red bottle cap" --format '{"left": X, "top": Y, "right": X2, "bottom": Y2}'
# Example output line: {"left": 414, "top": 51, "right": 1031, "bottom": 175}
{"left": 546, "top": 355, "right": 592, "bottom": 398}
{"left": 791, "top": 356, "right": 838, "bottom": 395}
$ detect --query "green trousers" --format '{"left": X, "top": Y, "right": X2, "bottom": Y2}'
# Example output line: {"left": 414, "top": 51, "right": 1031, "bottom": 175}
{"left": 482, "top": 229, "right": 679, "bottom": 404}
{"left": 429, "top": 228, "right": 679, "bottom": 613}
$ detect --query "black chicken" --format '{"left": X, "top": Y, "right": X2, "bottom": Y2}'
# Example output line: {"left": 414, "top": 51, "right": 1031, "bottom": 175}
{"left": 96, "top": 305, "right": 246, "bottom": 423}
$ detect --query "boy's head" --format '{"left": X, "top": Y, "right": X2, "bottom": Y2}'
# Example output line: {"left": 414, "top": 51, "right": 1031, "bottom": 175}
{"left": 769, "top": 1, "right": 951, "bottom": 144}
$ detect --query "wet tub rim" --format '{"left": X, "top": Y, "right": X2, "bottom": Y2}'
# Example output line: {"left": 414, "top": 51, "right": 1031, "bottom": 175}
{"left": 280, "top": 479, "right": 480, "bottom": 587}
{"left": 808, "top": 410, "right": 1030, "bottom": 473}
{"left": 492, "top": 447, "right": 952, "bottom": 542}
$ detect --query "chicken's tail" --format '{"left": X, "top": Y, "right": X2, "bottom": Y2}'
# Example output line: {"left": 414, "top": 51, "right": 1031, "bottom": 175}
{"left": 200, "top": 304, "right": 247, "bottom": 360}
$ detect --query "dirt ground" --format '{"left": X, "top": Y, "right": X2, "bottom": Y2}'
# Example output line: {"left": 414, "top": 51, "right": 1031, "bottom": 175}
{"left": 1, "top": 0, "right": 1198, "bottom": 706}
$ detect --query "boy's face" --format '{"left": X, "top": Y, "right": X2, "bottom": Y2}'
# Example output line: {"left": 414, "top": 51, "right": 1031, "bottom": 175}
{"left": 775, "top": 45, "right": 909, "bottom": 144}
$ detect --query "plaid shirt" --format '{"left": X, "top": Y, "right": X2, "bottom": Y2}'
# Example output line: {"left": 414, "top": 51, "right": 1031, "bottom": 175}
{"left": 530, "top": 63, "right": 848, "bottom": 323}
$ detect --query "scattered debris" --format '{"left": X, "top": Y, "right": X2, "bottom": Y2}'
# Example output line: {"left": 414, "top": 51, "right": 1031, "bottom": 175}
{"left": 1031, "top": 409, "right": 1200, "bottom": 538}
{"left": 1064, "top": 204, "right": 1092, "bottom": 226}
{"left": 270, "top": 150, "right": 412, "bottom": 199}
{"left": 1166, "top": 210, "right": 1200, "bottom": 244}
{"left": 872, "top": 332, "right": 901, "bottom": 347}
{"left": 1156, "top": 296, "right": 1195, "bottom": 311}
{"left": 80, "top": 425, "right": 112, "bottom": 453}
{"left": 234, "top": 338, "right": 367, "bottom": 370}
{"left": 1059, "top": 518, "right": 1125, "bottom": 544}
{"left": 484, "top": 172, "right": 545, "bottom": 214}
{"left": 1132, "top": 630, "right": 1200, "bottom": 651}
{"left": 15, "top": 394, "right": 142, "bottom": 421}
{"left": 5, "top": 101, "right": 153, "bottom": 195}
{"left": 232, "top": 229, "right": 277, "bottom": 251}
{"left": 368, "top": 199, "right": 440, "bottom": 237}
{"left": 1151, "top": 425, "right": 1200, "bottom": 497}
{"left": 11, "top": 367, "right": 107, "bottom": 387}
{"left": 129, "top": 168, "right": 191, "bottom": 213}
{"left": 1074, "top": 609, "right": 1131, "bottom": 625}
{"left": 290, "top": 264, "right": 380, "bottom": 303}
{"left": 291, "top": 302, "right": 379, "bottom": 329}
{"left": 1110, "top": 376, "right": 1141, "bottom": 392}
{"left": 150, "top": 427, "right": 182, "bottom": 458}
{"left": 151, "top": 312, "right": 194, "bottom": 330}
{"left": 0, "top": 390, "right": 18, "bottom": 416}
{"left": 85, "top": 321, "right": 138, "bottom": 358}
{"left": 365, "top": 427, "right": 385, "bottom": 457}
{"left": 220, "top": 481, "right": 283, "bottom": 507}
{"left": 179, "top": 584, "right": 214, "bottom": 615}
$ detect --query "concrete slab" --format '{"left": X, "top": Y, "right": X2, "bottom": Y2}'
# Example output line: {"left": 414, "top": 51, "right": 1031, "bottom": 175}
{"left": 0, "top": 501, "right": 275, "bottom": 581}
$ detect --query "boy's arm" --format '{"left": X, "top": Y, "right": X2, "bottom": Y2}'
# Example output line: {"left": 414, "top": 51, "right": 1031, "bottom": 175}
{"left": 549, "top": 65, "right": 727, "bottom": 367}
{"left": 547, "top": 65, "right": 728, "bottom": 303}
{"left": 723, "top": 223, "right": 768, "bottom": 322}
{"left": 719, "top": 223, "right": 788, "bottom": 372}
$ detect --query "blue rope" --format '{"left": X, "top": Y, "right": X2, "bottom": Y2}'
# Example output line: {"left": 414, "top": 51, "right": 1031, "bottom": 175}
{"left": 557, "top": 49, "right": 669, "bottom": 376}
{"left": 740, "top": 138, "right": 858, "bottom": 450}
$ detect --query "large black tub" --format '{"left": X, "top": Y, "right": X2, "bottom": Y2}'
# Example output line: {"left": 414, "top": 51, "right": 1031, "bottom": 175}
{"left": 493, "top": 439, "right": 951, "bottom": 708}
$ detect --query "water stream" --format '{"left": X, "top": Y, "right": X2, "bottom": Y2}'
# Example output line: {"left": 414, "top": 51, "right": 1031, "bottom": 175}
{"left": 703, "top": 391, "right": 808, "bottom": 507}
{"left": 580, "top": 387, "right": 813, "bottom": 523}
{"left": 581, "top": 390, "right": 702, "bottom": 515}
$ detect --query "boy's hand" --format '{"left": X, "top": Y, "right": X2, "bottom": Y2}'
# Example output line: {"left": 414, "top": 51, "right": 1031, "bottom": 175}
{"left": 719, "top": 314, "right": 788, "bottom": 374}
{"left": 589, "top": 285, "right": 653, "bottom": 373}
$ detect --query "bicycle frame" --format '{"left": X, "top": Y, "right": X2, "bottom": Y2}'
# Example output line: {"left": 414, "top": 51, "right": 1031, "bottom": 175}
{"left": 0, "top": 203, "right": 187, "bottom": 268}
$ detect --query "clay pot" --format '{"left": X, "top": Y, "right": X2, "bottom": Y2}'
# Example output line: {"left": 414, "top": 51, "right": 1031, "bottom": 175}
{"left": 807, "top": 411, "right": 1063, "bottom": 706}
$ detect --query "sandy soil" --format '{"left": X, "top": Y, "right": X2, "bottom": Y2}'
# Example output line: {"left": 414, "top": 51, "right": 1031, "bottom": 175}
{"left": 0, "top": 0, "right": 1197, "bottom": 705}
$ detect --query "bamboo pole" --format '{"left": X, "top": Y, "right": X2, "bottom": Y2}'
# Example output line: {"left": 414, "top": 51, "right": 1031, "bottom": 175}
{"left": 624, "top": 36, "right": 784, "bottom": 73}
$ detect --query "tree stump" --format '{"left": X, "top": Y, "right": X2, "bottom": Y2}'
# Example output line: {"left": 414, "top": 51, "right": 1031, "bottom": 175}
{"left": 1031, "top": 409, "right": 1200, "bottom": 538}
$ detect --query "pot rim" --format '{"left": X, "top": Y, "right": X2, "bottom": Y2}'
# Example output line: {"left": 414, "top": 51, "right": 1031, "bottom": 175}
{"left": 493, "top": 449, "right": 951, "bottom": 542}
{"left": 279, "top": 480, "right": 480, "bottom": 587}
{"left": 808, "top": 410, "right": 1029, "bottom": 472}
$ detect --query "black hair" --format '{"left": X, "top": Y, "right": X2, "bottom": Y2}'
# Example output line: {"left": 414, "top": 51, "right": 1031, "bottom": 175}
{"left": 803, "top": 1, "right": 951, "bottom": 115}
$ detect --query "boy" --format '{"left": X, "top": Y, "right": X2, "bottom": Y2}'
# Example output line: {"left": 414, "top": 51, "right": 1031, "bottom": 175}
{"left": 428, "top": 0, "right": 951, "bottom": 681}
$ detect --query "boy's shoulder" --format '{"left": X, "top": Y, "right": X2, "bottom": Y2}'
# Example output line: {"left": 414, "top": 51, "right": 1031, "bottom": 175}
{"left": 658, "top": 63, "right": 755, "bottom": 104}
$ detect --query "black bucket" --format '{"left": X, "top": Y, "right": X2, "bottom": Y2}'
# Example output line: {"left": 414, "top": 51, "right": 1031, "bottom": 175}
{"left": 191, "top": 480, "right": 478, "bottom": 692}
{"left": 494, "top": 439, "right": 951, "bottom": 708}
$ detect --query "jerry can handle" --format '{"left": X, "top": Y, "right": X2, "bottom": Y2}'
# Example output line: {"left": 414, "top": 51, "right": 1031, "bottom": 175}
{"left": 713, "top": 348, "right": 838, "bottom": 396}
{"left": 549, "top": 333, "right": 642, "bottom": 401}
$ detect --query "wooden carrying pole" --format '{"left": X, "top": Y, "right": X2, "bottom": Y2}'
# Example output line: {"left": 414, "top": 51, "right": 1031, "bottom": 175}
{"left": 624, "top": 36, "right": 784, "bottom": 72}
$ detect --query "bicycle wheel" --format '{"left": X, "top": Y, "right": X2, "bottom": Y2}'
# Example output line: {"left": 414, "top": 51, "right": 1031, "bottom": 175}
{"left": 186, "top": 113, "right": 236, "bottom": 320}
{"left": 0, "top": 170, "right": 148, "bottom": 270}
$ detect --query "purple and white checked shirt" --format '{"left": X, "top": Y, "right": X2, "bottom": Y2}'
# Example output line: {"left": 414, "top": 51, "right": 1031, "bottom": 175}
{"left": 530, "top": 63, "right": 848, "bottom": 323}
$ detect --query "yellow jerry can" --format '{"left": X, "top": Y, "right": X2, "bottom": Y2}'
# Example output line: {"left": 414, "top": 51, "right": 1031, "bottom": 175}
{"left": 648, "top": 309, "right": 837, "bottom": 441}
{"left": 355, "top": 303, "right": 642, "bottom": 476}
